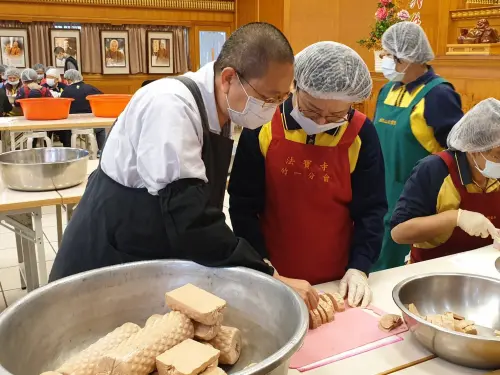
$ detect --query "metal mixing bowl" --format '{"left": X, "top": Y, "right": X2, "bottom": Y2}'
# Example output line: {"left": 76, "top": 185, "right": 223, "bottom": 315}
{"left": 0, "top": 261, "right": 308, "bottom": 375}
{"left": 0, "top": 148, "right": 89, "bottom": 191}
{"left": 393, "top": 273, "right": 500, "bottom": 369}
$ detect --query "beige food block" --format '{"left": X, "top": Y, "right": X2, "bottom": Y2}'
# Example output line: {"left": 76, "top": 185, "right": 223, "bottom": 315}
{"left": 200, "top": 367, "right": 227, "bottom": 375}
{"left": 146, "top": 314, "right": 164, "bottom": 327}
{"left": 165, "top": 284, "right": 226, "bottom": 325}
{"left": 441, "top": 314, "right": 455, "bottom": 331}
{"left": 56, "top": 322, "right": 140, "bottom": 375}
{"left": 318, "top": 299, "right": 334, "bottom": 323}
{"left": 445, "top": 311, "right": 465, "bottom": 321}
{"left": 408, "top": 303, "right": 422, "bottom": 318}
{"left": 156, "top": 339, "right": 220, "bottom": 375}
{"left": 455, "top": 319, "right": 475, "bottom": 331}
{"left": 379, "top": 314, "right": 403, "bottom": 332}
{"left": 194, "top": 320, "right": 222, "bottom": 341}
{"left": 325, "top": 293, "right": 345, "bottom": 312}
{"left": 315, "top": 306, "right": 328, "bottom": 325}
{"left": 96, "top": 311, "right": 194, "bottom": 375}
{"left": 426, "top": 314, "right": 444, "bottom": 327}
{"left": 308, "top": 309, "right": 321, "bottom": 330}
{"left": 208, "top": 326, "right": 242, "bottom": 365}
{"left": 464, "top": 325, "right": 478, "bottom": 335}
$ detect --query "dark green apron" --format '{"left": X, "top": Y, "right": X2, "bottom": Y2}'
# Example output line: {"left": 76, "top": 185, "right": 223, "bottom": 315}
{"left": 371, "top": 77, "right": 447, "bottom": 271}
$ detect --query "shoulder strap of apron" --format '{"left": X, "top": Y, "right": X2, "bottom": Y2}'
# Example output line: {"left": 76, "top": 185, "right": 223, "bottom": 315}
{"left": 436, "top": 150, "right": 468, "bottom": 197}
{"left": 378, "top": 82, "right": 396, "bottom": 104}
{"left": 271, "top": 104, "right": 285, "bottom": 139}
{"left": 408, "top": 77, "right": 447, "bottom": 108}
{"left": 339, "top": 110, "right": 366, "bottom": 146}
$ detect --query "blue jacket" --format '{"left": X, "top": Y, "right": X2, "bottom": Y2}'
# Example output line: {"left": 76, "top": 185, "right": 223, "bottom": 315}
{"left": 60, "top": 81, "right": 102, "bottom": 114}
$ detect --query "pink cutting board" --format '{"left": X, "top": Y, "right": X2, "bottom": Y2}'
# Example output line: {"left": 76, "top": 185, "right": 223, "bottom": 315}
{"left": 289, "top": 306, "right": 408, "bottom": 369}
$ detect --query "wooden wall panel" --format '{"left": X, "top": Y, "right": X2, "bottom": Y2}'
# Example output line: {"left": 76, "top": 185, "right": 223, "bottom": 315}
{"left": 235, "top": 0, "right": 258, "bottom": 28}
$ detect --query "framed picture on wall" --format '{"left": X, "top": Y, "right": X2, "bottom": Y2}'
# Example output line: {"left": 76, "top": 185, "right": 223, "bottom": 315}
{"left": 0, "top": 28, "right": 29, "bottom": 68}
{"left": 100, "top": 30, "right": 130, "bottom": 75}
{"left": 147, "top": 31, "right": 174, "bottom": 74}
{"left": 50, "top": 29, "right": 81, "bottom": 75}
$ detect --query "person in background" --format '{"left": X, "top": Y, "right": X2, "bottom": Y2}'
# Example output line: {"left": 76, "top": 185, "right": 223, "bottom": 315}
{"left": 3, "top": 67, "right": 22, "bottom": 116}
{"left": 42, "top": 67, "right": 69, "bottom": 146}
{"left": 15, "top": 68, "right": 53, "bottom": 105}
{"left": 0, "top": 65, "right": 7, "bottom": 85}
{"left": 372, "top": 21, "right": 464, "bottom": 272}
{"left": 0, "top": 83, "right": 12, "bottom": 117}
{"left": 54, "top": 47, "right": 79, "bottom": 72}
{"left": 391, "top": 98, "right": 500, "bottom": 263}
{"left": 105, "top": 39, "right": 125, "bottom": 65}
{"left": 229, "top": 42, "right": 387, "bottom": 308}
{"left": 33, "top": 63, "right": 46, "bottom": 85}
{"left": 61, "top": 69, "right": 105, "bottom": 151}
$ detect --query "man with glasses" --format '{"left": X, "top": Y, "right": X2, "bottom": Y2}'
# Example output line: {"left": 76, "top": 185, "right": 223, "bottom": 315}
{"left": 229, "top": 42, "right": 387, "bottom": 308}
{"left": 373, "top": 22, "right": 463, "bottom": 271}
{"left": 50, "top": 23, "right": 302, "bottom": 295}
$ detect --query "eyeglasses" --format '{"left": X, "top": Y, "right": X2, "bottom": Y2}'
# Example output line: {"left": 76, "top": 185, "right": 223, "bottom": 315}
{"left": 296, "top": 89, "right": 351, "bottom": 123}
{"left": 236, "top": 72, "right": 291, "bottom": 107}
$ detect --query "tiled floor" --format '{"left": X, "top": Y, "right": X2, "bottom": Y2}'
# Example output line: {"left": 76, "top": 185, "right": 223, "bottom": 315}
{"left": 0, "top": 194, "right": 232, "bottom": 312}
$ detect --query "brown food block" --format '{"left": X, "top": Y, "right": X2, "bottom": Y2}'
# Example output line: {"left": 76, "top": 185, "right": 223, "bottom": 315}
{"left": 156, "top": 339, "right": 220, "bottom": 375}
{"left": 200, "top": 367, "right": 227, "bottom": 375}
{"left": 408, "top": 303, "right": 422, "bottom": 318}
{"left": 194, "top": 320, "right": 222, "bottom": 341}
{"left": 464, "top": 325, "right": 478, "bottom": 335}
{"left": 316, "top": 305, "right": 328, "bottom": 325}
{"left": 456, "top": 319, "right": 475, "bottom": 331}
{"left": 379, "top": 314, "right": 403, "bottom": 332}
{"left": 146, "top": 314, "right": 164, "bottom": 327}
{"left": 165, "top": 284, "right": 226, "bottom": 325}
{"left": 309, "top": 309, "right": 322, "bottom": 330}
{"left": 326, "top": 293, "right": 345, "bottom": 312}
{"left": 318, "top": 299, "right": 334, "bottom": 323}
{"left": 96, "top": 311, "right": 194, "bottom": 375}
{"left": 445, "top": 311, "right": 465, "bottom": 321}
{"left": 208, "top": 326, "right": 242, "bottom": 365}
{"left": 57, "top": 322, "right": 141, "bottom": 375}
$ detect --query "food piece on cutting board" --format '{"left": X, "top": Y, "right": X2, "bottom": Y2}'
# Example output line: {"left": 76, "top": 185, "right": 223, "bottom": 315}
{"left": 165, "top": 284, "right": 226, "bottom": 326}
{"left": 315, "top": 305, "right": 328, "bottom": 325}
{"left": 156, "top": 338, "right": 220, "bottom": 375}
{"left": 318, "top": 299, "right": 334, "bottom": 323}
{"left": 96, "top": 311, "right": 194, "bottom": 375}
{"left": 194, "top": 319, "right": 222, "bottom": 341}
{"left": 207, "top": 326, "right": 242, "bottom": 365}
{"left": 56, "top": 322, "right": 141, "bottom": 375}
{"left": 323, "top": 292, "right": 345, "bottom": 312}
{"left": 309, "top": 309, "right": 322, "bottom": 329}
{"left": 379, "top": 314, "right": 403, "bottom": 332}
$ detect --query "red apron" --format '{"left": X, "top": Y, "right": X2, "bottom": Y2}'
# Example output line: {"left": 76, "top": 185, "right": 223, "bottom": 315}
{"left": 411, "top": 151, "right": 500, "bottom": 262}
{"left": 261, "top": 108, "right": 366, "bottom": 285}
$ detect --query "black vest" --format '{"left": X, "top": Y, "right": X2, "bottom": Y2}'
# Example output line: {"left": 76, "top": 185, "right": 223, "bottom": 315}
{"left": 64, "top": 56, "right": 79, "bottom": 72}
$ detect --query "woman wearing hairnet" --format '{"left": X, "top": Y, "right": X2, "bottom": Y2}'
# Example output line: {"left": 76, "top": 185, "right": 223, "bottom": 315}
{"left": 229, "top": 42, "right": 387, "bottom": 308}
{"left": 2, "top": 67, "right": 23, "bottom": 116}
{"left": 33, "top": 63, "right": 46, "bottom": 84}
{"left": 391, "top": 98, "right": 500, "bottom": 262}
{"left": 15, "top": 68, "right": 53, "bottom": 104}
{"left": 372, "top": 22, "right": 463, "bottom": 271}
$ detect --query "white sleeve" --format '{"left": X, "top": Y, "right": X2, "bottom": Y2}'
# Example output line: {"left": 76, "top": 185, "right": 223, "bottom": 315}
{"left": 136, "top": 91, "right": 207, "bottom": 195}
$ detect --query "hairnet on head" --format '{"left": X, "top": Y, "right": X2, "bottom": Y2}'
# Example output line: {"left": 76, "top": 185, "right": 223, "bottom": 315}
{"left": 382, "top": 21, "right": 434, "bottom": 64}
{"left": 64, "top": 69, "right": 83, "bottom": 82}
{"left": 0, "top": 65, "right": 6, "bottom": 74}
{"left": 33, "top": 63, "right": 45, "bottom": 71}
{"left": 447, "top": 98, "right": 500, "bottom": 153}
{"left": 45, "top": 68, "right": 59, "bottom": 77}
{"left": 21, "top": 68, "right": 38, "bottom": 82}
{"left": 294, "top": 41, "right": 373, "bottom": 102}
{"left": 5, "top": 67, "right": 21, "bottom": 79}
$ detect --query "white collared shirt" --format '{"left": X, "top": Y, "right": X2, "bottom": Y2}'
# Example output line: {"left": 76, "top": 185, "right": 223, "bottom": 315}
{"left": 101, "top": 62, "right": 222, "bottom": 195}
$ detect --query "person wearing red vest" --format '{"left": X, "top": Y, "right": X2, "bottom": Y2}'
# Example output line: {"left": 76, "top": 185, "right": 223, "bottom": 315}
{"left": 229, "top": 42, "right": 387, "bottom": 308}
{"left": 15, "top": 68, "right": 53, "bottom": 106}
{"left": 391, "top": 98, "right": 500, "bottom": 262}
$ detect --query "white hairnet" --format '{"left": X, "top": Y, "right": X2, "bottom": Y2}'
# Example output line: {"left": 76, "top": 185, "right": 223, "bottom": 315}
{"left": 45, "top": 68, "right": 59, "bottom": 77}
{"left": 64, "top": 69, "right": 83, "bottom": 83}
{"left": 382, "top": 22, "right": 434, "bottom": 64}
{"left": 0, "top": 65, "right": 6, "bottom": 74}
{"left": 33, "top": 63, "right": 45, "bottom": 71}
{"left": 447, "top": 98, "right": 500, "bottom": 152}
{"left": 21, "top": 68, "right": 38, "bottom": 82}
{"left": 294, "top": 41, "right": 373, "bottom": 102}
{"left": 5, "top": 67, "right": 20, "bottom": 79}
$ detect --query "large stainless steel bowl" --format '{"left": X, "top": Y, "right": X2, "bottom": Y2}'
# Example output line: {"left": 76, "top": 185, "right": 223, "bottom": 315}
{"left": 393, "top": 273, "right": 500, "bottom": 369}
{"left": 0, "top": 261, "right": 308, "bottom": 375}
{"left": 0, "top": 147, "right": 89, "bottom": 191}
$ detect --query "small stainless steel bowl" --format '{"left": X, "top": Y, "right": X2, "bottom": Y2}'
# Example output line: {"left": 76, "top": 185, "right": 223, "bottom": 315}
{"left": 393, "top": 273, "right": 500, "bottom": 369}
{"left": 0, "top": 147, "right": 89, "bottom": 191}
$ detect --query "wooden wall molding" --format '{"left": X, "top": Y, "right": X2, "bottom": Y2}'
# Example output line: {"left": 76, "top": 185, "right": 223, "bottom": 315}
{"left": 0, "top": 0, "right": 234, "bottom": 12}
{"left": 466, "top": 0, "right": 500, "bottom": 5}
{"left": 451, "top": 6, "right": 500, "bottom": 19}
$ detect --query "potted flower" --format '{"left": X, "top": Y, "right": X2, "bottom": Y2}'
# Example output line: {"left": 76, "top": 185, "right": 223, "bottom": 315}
{"left": 358, "top": 0, "right": 410, "bottom": 72}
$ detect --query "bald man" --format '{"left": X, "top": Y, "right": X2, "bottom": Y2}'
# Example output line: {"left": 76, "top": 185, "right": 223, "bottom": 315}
{"left": 105, "top": 40, "right": 125, "bottom": 65}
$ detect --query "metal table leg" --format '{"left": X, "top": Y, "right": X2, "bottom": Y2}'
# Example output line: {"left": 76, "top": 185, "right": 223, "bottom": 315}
{"left": 67, "top": 204, "right": 75, "bottom": 222}
{"left": 10, "top": 214, "right": 39, "bottom": 291}
{"left": 15, "top": 230, "right": 26, "bottom": 290}
{"left": 33, "top": 208, "right": 47, "bottom": 285}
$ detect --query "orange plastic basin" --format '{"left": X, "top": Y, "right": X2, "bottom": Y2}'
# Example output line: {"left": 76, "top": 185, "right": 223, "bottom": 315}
{"left": 87, "top": 94, "right": 132, "bottom": 118}
{"left": 17, "top": 98, "right": 74, "bottom": 121}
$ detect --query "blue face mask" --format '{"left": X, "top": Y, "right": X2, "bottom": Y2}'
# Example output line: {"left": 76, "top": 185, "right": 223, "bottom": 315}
{"left": 475, "top": 153, "right": 500, "bottom": 179}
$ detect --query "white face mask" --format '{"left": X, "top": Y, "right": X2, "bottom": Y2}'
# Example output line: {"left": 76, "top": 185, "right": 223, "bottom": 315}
{"left": 9, "top": 80, "right": 19, "bottom": 86}
{"left": 226, "top": 75, "right": 278, "bottom": 130}
{"left": 381, "top": 56, "right": 407, "bottom": 82}
{"left": 290, "top": 106, "right": 345, "bottom": 135}
{"left": 46, "top": 78, "right": 56, "bottom": 87}
{"left": 475, "top": 153, "right": 500, "bottom": 179}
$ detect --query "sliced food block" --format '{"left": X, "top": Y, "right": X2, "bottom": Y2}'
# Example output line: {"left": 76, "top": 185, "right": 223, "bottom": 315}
{"left": 315, "top": 306, "right": 328, "bottom": 325}
{"left": 208, "top": 326, "right": 242, "bottom": 365}
{"left": 426, "top": 314, "right": 444, "bottom": 328}
{"left": 445, "top": 311, "right": 465, "bottom": 321}
{"left": 379, "top": 314, "right": 403, "bottom": 332}
{"left": 325, "top": 293, "right": 345, "bottom": 312}
{"left": 56, "top": 322, "right": 141, "bottom": 375}
{"left": 408, "top": 303, "right": 422, "bottom": 318}
{"left": 96, "top": 311, "right": 194, "bottom": 375}
{"left": 194, "top": 320, "right": 222, "bottom": 341}
{"left": 441, "top": 314, "right": 455, "bottom": 331}
{"left": 156, "top": 339, "right": 220, "bottom": 375}
{"left": 464, "top": 325, "right": 478, "bottom": 335}
{"left": 309, "top": 309, "right": 321, "bottom": 329}
{"left": 318, "top": 299, "right": 334, "bottom": 323}
{"left": 455, "top": 319, "right": 475, "bottom": 331}
{"left": 201, "top": 367, "right": 227, "bottom": 375}
{"left": 165, "top": 284, "right": 226, "bottom": 325}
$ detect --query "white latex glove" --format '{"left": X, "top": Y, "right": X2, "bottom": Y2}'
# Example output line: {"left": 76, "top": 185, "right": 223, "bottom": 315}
{"left": 457, "top": 209, "right": 498, "bottom": 239}
{"left": 339, "top": 269, "right": 372, "bottom": 308}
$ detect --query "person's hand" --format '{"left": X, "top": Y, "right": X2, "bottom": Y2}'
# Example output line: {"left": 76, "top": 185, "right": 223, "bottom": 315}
{"left": 339, "top": 269, "right": 372, "bottom": 308}
{"left": 457, "top": 209, "right": 498, "bottom": 239}
{"left": 276, "top": 275, "right": 319, "bottom": 310}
